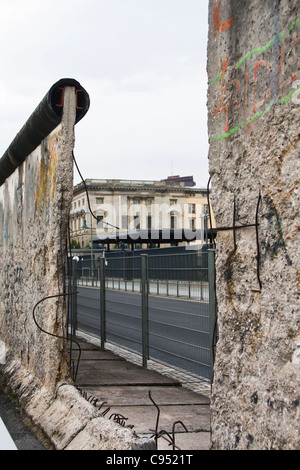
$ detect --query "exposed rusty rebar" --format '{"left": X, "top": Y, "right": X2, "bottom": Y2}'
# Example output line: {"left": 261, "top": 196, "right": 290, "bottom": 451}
{"left": 32, "top": 292, "right": 81, "bottom": 381}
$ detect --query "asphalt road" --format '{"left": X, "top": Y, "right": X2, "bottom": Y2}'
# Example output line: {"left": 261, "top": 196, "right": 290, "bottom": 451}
{"left": 76, "top": 287, "right": 211, "bottom": 379}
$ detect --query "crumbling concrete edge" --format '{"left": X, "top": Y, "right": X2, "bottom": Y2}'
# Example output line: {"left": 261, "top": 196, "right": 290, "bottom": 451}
{"left": 0, "top": 353, "right": 155, "bottom": 451}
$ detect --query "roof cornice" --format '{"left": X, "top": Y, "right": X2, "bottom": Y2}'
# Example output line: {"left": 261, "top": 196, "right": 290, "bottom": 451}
{"left": 73, "top": 181, "right": 207, "bottom": 196}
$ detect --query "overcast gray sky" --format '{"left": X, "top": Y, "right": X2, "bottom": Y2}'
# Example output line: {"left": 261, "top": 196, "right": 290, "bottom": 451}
{"left": 0, "top": 0, "right": 210, "bottom": 188}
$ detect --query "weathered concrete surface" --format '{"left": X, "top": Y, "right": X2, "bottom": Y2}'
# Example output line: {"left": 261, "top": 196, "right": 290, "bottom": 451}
{"left": 0, "top": 358, "right": 154, "bottom": 450}
{"left": 0, "top": 86, "right": 154, "bottom": 450}
{"left": 0, "top": 87, "right": 76, "bottom": 393}
{"left": 0, "top": 384, "right": 45, "bottom": 450}
{"left": 207, "top": 0, "right": 300, "bottom": 449}
{"left": 72, "top": 339, "right": 211, "bottom": 451}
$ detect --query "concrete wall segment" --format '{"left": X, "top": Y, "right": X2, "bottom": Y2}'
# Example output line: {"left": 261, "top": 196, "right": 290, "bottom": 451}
{"left": 0, "top": 83, "right": 152, "bottom": 450}
{"left": 0, "top": 90, "right": 76, "bottom": 393}
{"left": 207, "top": 0, "right": 299, "bottom": 450}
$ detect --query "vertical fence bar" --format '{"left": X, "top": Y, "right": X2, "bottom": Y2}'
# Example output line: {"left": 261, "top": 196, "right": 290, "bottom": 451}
{"left": 208, "top": 249, "right": 218, "bottom": 383}
{"left": 141, "top": 254, "right": 149, "bottom": 368}
{"left": 99, "top": 257, "right": 106, "bottom": 350}
{"left": 71, "top": 259, "right": 78, "bottom": 337}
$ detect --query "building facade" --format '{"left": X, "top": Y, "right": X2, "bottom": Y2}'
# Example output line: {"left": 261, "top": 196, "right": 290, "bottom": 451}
{"left": 69, "top": 178, "right": 215, "bottom": 248}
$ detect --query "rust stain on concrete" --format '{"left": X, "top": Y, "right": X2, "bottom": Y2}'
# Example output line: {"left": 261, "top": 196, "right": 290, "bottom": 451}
{"left": 35, "top": 133, "right": 59, "bottom": 215}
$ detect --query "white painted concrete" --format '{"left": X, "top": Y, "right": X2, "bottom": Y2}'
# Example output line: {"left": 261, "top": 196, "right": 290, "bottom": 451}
{"left": 0, "top": 417, "right": 17, "bottom": 450}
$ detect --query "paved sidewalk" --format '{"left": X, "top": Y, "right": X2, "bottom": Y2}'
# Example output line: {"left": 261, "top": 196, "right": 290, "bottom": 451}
{"left": 72, "top": 337, "right": 211, "bottom": 451}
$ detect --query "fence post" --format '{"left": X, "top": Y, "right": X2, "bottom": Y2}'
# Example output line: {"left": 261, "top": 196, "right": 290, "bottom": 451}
{"left": 71, "top": 259, "right": 78, "bottom": 337}
{"left": 208, "top": 249, "right": 218, "bottom": 383}
{"left": 141, "top": 254, "right": 149, "bottom": 368}
{"left": 99, "top": 257, "right": 106, "bottom": 350}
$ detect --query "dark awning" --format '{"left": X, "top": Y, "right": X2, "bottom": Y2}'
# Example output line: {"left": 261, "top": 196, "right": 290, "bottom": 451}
{"left": 93, "top": 228, "right": 216, "bottom": 247}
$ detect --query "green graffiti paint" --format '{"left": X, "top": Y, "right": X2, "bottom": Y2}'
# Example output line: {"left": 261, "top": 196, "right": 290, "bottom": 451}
{"left": 211, "top": 125, "right": 240, "bottom": 141}
{"left": 289, "top": 18, "right": 300, "bottom": 32}
{"left": 278, "top": 84, "right": 300, "bottom": 105}
{"left": 209, "top": 16, "right": 300, "bottom": 143}
{"left": 210, "top": 18, "right": 299, "bottom": 85}
{"left": 210, "top": 85, "right": 300, "bottom": 142}
{"left": 211, "top": 73, "right": 222, "bottom": 85}
{"left": 236, "top": 31, "right": 285, "bottom": 70}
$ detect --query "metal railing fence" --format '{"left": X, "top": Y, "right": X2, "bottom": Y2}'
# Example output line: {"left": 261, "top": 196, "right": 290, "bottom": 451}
{"left": 67, "top": 248, "right": 218, "bottom": 382}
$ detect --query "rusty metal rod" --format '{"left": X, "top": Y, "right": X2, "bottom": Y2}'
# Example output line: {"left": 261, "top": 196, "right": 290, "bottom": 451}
{"left": 32, "top": 292, "right": 81, "bottom": 381}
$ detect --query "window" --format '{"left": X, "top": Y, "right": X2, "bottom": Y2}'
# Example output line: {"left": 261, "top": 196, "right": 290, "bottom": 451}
{"left": 146, "top": 199, "right": 152, "bottom": 205}
{"left": 97, "top": 215, "right": 104, "bottom": 228}
{"left": 147, "top": 215, "right": 152, "bottom": 229}
{"left": 134, "top": 198, "right": 140, "bottom": 204}
{"left": 189, "top": 218, "right": 196, "bottom": 230}
{"left": 170, "top": 199, "right": 177, "bottom": 205}
{"left": 96, "top": 197, "right": 104, "bottom": 204}
{"left": 188, "top": 204, "right": 196, "bottom": 214}
{"left": 122, "top": 215, "right": 128, "bottom": 229}
{"left": 170, "top": 212, "right": 177, "bottom": 229}
{"left": 134, "top": 215, "right": 140, "bottom": 230}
